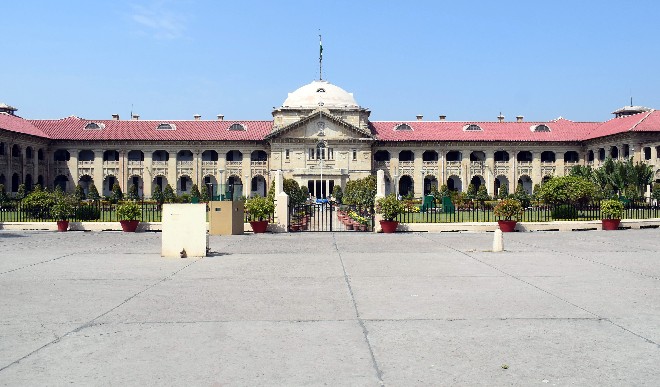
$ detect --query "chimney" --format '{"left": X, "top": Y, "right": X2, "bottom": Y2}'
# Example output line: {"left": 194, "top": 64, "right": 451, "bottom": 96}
{"left": 217, "top": 114, "right": 224, "bottom": 121}
{"left": 439, "top": 115, "right": 446, "bottom": 121}
{"left": 194, "top": 114, "right": 201, "bottom": 121}
{"left": 516, "top": 115, "right": 523, "bottom": 123}
{"left": 497, "top": 113, "right": 505, "bottom": 123}
{"left": 132, "top": 114, "right": 140, "bottom": 120}
{"left": 111, "top": 114, "right": 120, "bottom": 120}
{"left": 416, "top": 114, "right": 423, "bottom": 121}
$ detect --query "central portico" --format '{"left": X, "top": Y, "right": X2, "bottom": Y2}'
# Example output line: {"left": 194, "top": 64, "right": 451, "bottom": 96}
{"left": 267, "top": 80, "right": 374, "bottom": 198}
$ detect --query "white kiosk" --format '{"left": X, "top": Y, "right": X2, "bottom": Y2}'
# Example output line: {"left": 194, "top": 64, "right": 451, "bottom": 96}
{"left": 161, "top": 203, "right": 208, "bottom": 258}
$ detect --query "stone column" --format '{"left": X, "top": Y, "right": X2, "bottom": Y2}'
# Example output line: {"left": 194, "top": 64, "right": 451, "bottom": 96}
{"left": 556, "top": 152, "right": 565, "bottom": 177}
{"left": 167, "top": 149, "right": 177, "bottom": 193}
{"left": 531, "top": 151, "right": 541, "bottom": 185}
{"left": 119, "top": 149, "right": 127, "bottom": 192}
{"left": 485, "top": 150, "right": 495, "bottom": 195}
{"left": 413, "top": 151, "right": 423, "bottom": 196}
{"left": 461, "top": 149, "right": 470, "bottom": 192}
{"left": 93, "top": 149, "right": 104, "bottom": 194}
{"left": 143, "top": 150, "right": 153, "bottom": 198}
{"left": 192, "top": 150, "right": 200, "bottom": 186}
{"left": 376, "top": 169, "right": 385, "bottom": 199}
{"left": 273, "top": 170, "right": 289, "bottom": 232}
{"left": 68, "top": 149, "right": 79, "bottom": 192}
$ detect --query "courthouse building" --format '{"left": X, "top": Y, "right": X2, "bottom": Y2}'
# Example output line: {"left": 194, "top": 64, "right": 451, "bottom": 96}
{"left": 1, "top": 80, "right": 660, "bottom": 199}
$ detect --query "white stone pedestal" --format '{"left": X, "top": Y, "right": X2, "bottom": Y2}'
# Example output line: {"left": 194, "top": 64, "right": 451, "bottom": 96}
{"left": 161, "top": 203, "right": 208, "bottom": 258}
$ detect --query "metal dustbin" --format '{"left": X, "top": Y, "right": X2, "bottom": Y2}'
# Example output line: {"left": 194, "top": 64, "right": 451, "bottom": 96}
{"left": 208, "top": 201, "right": 244, "bottom": 235}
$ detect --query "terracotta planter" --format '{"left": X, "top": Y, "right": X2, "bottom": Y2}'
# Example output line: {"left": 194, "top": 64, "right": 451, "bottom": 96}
{"left": 380, "top": 220, "right": 399, "bottom": 233}
{"left": 250, "top": 220, "right": 269, "bottom": 233}
{"left": 358, "top": 224, "right": 367, "bottom": 232}
{"left": 497, "top": 220, "right": 517, "bottom": 232}
{"left": 345, "top": 222, "right": 354, "bottom": 230}
{"left": 601, "top": 219, "right": 621, "bottom": 231}
{"left": 120, "top": 220, "right": 140, "bottom": 232}
{"left": 56, "top": 220, "right": 69, "bottom": 232}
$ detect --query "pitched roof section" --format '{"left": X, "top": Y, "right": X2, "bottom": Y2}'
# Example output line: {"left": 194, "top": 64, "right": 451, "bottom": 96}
{"left": 265, "top": 109, "right": 373, "bottom": 140}
{"left": 29, "top": 117, "right": 272, "bottom": 141}
{"left": 370, "top": 118, "right": 601, "bottom": 142}
{"left": 0, "top": 113, "right": 49, "bottom": 138}
{"left": 583, "top": 110, "right": 659, "bottom": 139}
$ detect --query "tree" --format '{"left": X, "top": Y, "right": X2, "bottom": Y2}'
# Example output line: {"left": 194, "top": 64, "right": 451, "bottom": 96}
{"left": 200, "top": 184, "right": 210, "bottom": 202}
{"left": 16, "top": 184, "right": 26, "bottom": 200}
{"left": 652, "top": 183, "right": 660, "bottom": 203}
{"left": 537, "top": 176, "right": 599, "bottom": 207}
{"left": 87, "top": 183, "right": 100, "bottom": 201}
{"left": 163, "top": 184, "right": 175, "bottom": 203}
{"left": 0, "top": 184, "right": 9, "bottom": 204}
{"left": 127, "top": 183, "right": 140, "bottom": 201}
{"left": 342, "top": 175, "right": 376, "bottom": 209}
{"left": 190, "top": 184, "right": 201, "bottom": 200}
{"left": 476, "top": 185, "right": 490, "bottom": 204}
{"left": 466, "top": 184, "right": 477, "bottom": 200}
{"left": 152, "top": 185, "right": 164, "bottom": 205}
{"left": 283, "top": 178, "right": 306, "bottom": 206}
{"left": 108, "top": 182, "right": 123, "bottom": 203}
{"left": 332, "top": 185, "right": 343, "bottom": 203}
{"left": 514, "top": 183, "right": 531, "bottom": 207}
{"left": 497, "top": 184, "right": 509, "bottom": 200}
{"left": 74, "top": 184, "right": 86, "bottom": 201}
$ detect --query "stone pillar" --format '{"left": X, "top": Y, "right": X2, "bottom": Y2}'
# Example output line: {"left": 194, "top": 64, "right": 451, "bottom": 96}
{"left": 485, "top": 150, "right": 495, "bottom": 195}
{"left": 461, "top": 149, "right": 470, "bottom": 192}
{"left": 68, "top": 149, "right": 79, "bottom": 192}
{"left": 192, "top": 150, "right": 200, "bottom": 186}
{"left": 119, "top": 149, "right": 127, "bottom": 192}
{"left": 509, "top": 150, "right": 516, "bottom": 192}
{"left": 242, "top": 149, "right": 251, "bottom": 197}
{"left": 273, "top": 170, "right": 289, "bottom": 232}
{"left": 376, "top": 169, "right": 385, "bottom": 199}
{"left": 556, "top": 152, "right": 566, "bottom": 177}
{"left": 143, "top": 150, "right": 153, "bottom": 197}
{"left": 93, "top": 149, "right": 104, "bottom": 193}
{"left": 413, "top": 152, "right": 423, "bottom": 196}
{"left": 167, "top": 149, "right": 177, "bottom": 193}
{"left": 531, "top": 151, "right": 542, "bottom": 185}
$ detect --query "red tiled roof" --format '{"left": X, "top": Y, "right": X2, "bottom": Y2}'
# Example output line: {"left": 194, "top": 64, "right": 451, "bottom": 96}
{"left": 0, "top": 113, "right": 49, "bottom": 138}
{"left": 369, "top": 118, "right": 601, "bottom": 142}
{"left": 28, "top": 117, "right": 273, "bottom": 141}
{"left": 0, "top": 110, "right": 657, "bottom": 143}
{"left": 582, "top": 110, "right": 658, "bottom": 139}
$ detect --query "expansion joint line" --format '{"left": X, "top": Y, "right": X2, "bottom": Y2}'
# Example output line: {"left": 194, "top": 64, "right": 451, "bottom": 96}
{"left": 331, "top": 233, "right": 385, "bottom": 386}
{"left": 0, "top": 254, "right": 204, "bottom": 373}
{"left": 417, "top": 234, "right": 660, "bottom": 348}
{"left": 511, "top": 238, "right": 660, "bottom": 282}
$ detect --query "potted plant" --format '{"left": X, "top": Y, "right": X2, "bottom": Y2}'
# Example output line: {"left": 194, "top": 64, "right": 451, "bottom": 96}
{"left": 116, "top": 201, "right": 142, "bottom": 232}
{"left": 600, "top": 199, "right": 624, "bottom": 230}
{"left": 493, "top": 198, "right": 523, "bottom": 232}
{"left": 51, "top": 191, "right": 77, "bottom": 232}
{"left": 245, "top": 195, "right": 275, "bottom": 233}
{"left": 375, "top": 194, "right": 404, "bottom": 233}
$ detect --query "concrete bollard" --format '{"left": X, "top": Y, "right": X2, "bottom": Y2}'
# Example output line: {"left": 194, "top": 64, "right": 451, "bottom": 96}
{"left": 493, "top": 228, "right": 504, "bottom": 252}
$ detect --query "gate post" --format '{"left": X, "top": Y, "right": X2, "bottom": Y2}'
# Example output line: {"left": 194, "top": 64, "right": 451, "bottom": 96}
{"left": 375, "top": 170, "right": 386, "bottom": 232}
{"left": 273, "top": 170, "right": 289, "bottom": 232}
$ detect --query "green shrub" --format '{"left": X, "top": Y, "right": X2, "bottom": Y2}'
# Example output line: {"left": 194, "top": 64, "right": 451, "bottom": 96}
{"left": 551, "top": 204, "right": 578, "bottom": 220}
{"left": 601, "top": 199, "right": 624, "bottom": 220}
{"left": 87, "top": 183, "right": 101, "bottom": 201}
{"left": 245, "top": 195, "right": 275, "bottom": 221}
{"left": 117, "top": 201, "right": 141, "bottom": 221}
{"left": 375, "top": 194, "right": 404, "bottom": 221}
{"left": 493, "top": 198, "right": 523, "bottom": 221}
{"left": 75, "top": 204, "right": 101, "bottom": 220}
{"left": 21, "top": 189, "right": 55, "bottom": 219}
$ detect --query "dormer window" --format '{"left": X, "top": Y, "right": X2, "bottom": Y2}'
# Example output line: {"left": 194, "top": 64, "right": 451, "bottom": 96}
{"left": 463, "top": 124, "right": 482, "bottom": 132}
{"left": 394, "top": 123, "right": 413, "bottom": 131}
{"left": 316, "top": 88, "right": 326, "bottom": 93}
{"left": 531, "top": 124, "right": 551, "bottom": 132}
{"left": 84, "top": 122, "right": 104, "bottom": 130}
{"left": 157, "top": 123, "right": 176, "bottom": 130}
{"left": 228, "top": 123, "right": 246, "bottom": 131}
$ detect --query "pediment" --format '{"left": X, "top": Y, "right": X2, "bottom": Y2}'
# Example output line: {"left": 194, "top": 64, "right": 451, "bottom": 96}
{"left": 266, "top": 110, "right": 373, "bottom": 141}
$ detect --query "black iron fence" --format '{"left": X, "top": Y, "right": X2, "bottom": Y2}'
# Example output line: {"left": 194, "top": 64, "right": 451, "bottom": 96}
{"left": 397, "top": 199, "right": 660, "bottom": 223}
{"left": 0, "top": 200, "right": 162, "bottom": 222}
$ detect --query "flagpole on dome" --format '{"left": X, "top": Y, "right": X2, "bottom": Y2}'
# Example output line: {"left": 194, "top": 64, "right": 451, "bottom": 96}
{"left": 319, "top": 33, "right": 323, "bottom": 81}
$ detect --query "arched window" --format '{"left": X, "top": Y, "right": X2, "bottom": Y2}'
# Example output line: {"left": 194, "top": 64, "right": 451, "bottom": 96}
{"left": 463, "top": 124, "right": 482, "bottom": 131}
{"left": 84, "top": 122, "right": 104, "bottom": 130}
{"left": 517, "top": 151, "right": 533, "bottom": 162}
{"left": 494, "top": 151, "right": 509, "bottom": 162}
{"left": 446, "top": 151, "right": 462, "bottom": 162}
{"left": 399, "top": 150, "right": 414, "bottom": 161}
{"left": 157, "top": 123, "right": 176, "bottom": 130}
{"left": 374, "top": 150, "right": 390, "bottom": 161}
{"left": 394, "top": 123, "right": 413, "bottom": 131}
{"left": 531, "top": 124, "right": 551, "bottom": 132}
{"left": 228, "top": 123, "right": 246, "bottom": 131}
{"left": 541, "top": 151, "right": 555, "bottom": 162}
{"left": 422, "top": 150, "right": 438, "bottom": 161}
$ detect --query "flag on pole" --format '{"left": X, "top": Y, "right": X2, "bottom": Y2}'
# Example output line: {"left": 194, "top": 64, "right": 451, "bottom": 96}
{"left": 319, "top": 35, "right": 323, "bottom": 63}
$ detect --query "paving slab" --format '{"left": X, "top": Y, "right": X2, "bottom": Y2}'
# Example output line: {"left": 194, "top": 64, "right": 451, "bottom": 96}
{"left": 1, "top": 229, "right": 659, "bottom": 385}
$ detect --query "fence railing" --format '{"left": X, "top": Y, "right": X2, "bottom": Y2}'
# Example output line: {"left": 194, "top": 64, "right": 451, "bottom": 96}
{"left": 397, "top": 199, "right": 660, "bottom": 223}
{"left": 0, "top": 200, "right": 162, "bottom": 222}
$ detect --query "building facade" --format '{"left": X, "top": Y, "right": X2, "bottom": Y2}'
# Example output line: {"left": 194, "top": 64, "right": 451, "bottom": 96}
{"left": 1, "top": 81, "right": 660, "bottom": 199}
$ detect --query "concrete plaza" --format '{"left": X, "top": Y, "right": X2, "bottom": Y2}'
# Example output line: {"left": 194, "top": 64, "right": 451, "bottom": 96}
{"left": 1, "top": 229, "right": 659, "bottom": 386}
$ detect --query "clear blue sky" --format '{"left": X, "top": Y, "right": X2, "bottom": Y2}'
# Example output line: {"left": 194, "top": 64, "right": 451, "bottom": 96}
{"left": 3, "top": 0, "right": 659, "bottom": 122}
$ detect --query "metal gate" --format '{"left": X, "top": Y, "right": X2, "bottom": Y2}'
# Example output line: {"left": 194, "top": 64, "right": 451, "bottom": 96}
{"left": 288, "top": 201, "right": 373, "bottom": 232}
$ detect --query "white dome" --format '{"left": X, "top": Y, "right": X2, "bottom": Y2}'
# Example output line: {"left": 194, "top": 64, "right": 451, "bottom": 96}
{"left": 282, "top": 80, "right": 359, "bottom": 109}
